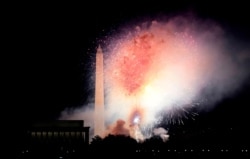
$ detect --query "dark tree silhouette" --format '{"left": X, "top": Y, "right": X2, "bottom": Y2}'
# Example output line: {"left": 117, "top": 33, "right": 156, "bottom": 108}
{"left": 90, "top": 135, "right": 103, "bottom": 145}
{"left": 89, "top": 134, "right": 137, "bottom": 157}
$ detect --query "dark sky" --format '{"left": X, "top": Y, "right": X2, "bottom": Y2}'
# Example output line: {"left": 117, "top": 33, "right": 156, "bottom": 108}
{"left": 6, "top": 1, "right": 250, "bottom": 131}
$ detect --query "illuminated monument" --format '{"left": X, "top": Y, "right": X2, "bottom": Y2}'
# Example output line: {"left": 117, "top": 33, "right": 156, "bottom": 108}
{"left": 94, "top": 45, "right": 105, "bottom": 136}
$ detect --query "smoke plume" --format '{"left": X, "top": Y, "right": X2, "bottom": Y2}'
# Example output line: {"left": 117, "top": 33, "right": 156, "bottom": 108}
{"left": 153, "top": 127, "right": 169, "bottom": 142}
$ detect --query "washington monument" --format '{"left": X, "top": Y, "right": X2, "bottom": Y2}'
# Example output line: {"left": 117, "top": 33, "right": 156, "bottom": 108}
{"left": 94, "top": 45, "right": 105, "bottom": 136}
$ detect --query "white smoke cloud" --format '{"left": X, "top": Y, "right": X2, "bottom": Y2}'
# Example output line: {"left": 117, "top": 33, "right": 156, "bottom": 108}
{"left": 59, "top": 103, "right": 95, "bottom": 139}
{"left": 153, "top": 127, "right": 170, "bottom": 142}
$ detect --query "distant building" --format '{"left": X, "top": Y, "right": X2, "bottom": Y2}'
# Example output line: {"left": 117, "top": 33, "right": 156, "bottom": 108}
{"left": 21, "top": 120, "right": 90, "bottom": 158}
{"left": 27, "top": 120, "right": 90, "bottom": 144}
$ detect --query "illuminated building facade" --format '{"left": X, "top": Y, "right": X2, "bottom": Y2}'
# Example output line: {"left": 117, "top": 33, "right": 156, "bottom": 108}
{"left": 21, "top": 120, "right": 90, "bottom": 158}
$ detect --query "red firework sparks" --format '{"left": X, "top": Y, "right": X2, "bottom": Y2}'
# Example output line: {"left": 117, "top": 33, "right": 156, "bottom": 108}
{"left": 112, "top": 32, "right": 157, "bottom": 95}
{"left": 102, "top": 16, "right": 242, "bottom": 139}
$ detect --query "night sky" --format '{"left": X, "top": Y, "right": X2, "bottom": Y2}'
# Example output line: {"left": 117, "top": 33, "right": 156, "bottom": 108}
{"left": 6, "top": 1, "right": 250, "bottom": 141}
